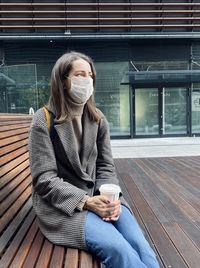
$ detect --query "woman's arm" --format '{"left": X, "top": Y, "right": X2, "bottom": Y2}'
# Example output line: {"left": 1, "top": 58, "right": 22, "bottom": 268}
{"left": 94, "top": 114, "right": 120, "bottom": 194}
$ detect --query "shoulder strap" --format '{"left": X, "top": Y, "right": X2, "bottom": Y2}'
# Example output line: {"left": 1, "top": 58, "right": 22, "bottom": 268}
{"left": 43, "top": 106, "right": 51, "bottom": 132}
{"left": 43, "top": 106, "right": 56, "bottom": 140}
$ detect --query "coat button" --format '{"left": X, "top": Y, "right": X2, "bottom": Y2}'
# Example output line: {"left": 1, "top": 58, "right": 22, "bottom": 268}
{"left": 87, "top": 181, "right": 94, "bottom": 189}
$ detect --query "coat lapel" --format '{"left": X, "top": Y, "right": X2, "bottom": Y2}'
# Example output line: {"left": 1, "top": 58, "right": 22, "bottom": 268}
{"left": 80, "top": 111, "right": 99, "bottom": 170}
{"left": 54, "top": 109, "right": 98, "bottom": 181}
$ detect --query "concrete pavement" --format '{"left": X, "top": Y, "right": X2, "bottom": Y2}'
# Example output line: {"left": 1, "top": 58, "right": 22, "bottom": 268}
{"left": 111, "top": 137, "right": 200, "bottom": 158}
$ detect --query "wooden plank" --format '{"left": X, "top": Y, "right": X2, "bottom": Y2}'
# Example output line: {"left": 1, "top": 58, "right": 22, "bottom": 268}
{"left": 49, "top": 245, "right": 65, "bottom": 268}
{"left": 64, "top": 248, "right": 79, "bottom": 268}
{"left": 0, "top": 127, "right": 30, "bottom": 140}
{"left": 133, "top": 158, "right": 200, "bottom": 249}
{"left": 22, "top": 231, "right": 44, "bottom": 268}
{"left": 0, "top": 210, "right": 35, "bottom": 268}
{"left": 9, "top": 219, "right": 38, "bottom": 268}
{"left": 0, "top": 152, "right": 29, "bottom": 177}
{"left": 79, "top": 251, "right": 94, "bottom": 268}
{"left": 0, "top": 123, "right": 31, "bottom": 132}
{"left": 0, "top": 133, "right": 28, "bottom": 147}
{"left": 163, "top": 222, "right": 200, "bottom": 268}
{"left": 0, "top": 198, "right": 32, "bottom": 256}
{"left": 0, "top": 167, "right": 30, "bottom": 202}
{"left": 0, "top": 185, "right": 31, "bottom": 233}
{"left": 0, "top": 175, "right": 31, "bottom": 216}
{"left": 35, "top": 240, "right": 54, "bottom": 268}
{"left": 0, "top": 119, "right": 31, "bottom": 127}
{"left": 0, "top": 160, "right": 29, "bottom": 189}
{"left": 0, "top": 145, "right": 28, "bottom": 166}
{"left": 0, "top": 138, "right": 28, "bottom": 157}
{"left": 120, "top": 172, "right": 188, "bottom": 268}
{"left": 0, "top": 114, "right": 32, "bottom": 120}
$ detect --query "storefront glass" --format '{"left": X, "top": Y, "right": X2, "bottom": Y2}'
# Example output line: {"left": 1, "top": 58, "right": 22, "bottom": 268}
{"left": 163, "top": 87, "right": 187, "bottom": 134}
{"left": 192, "top": 85, "right": 200, "bottom": 133}
{"left": 135, "top": 88, "right": 159, "bottom": 135}
{"left": 0, "top": 64, "right": 37, "bottom": 113}
{"left": 95, "top": 62, "right": 130, "bottom": 137}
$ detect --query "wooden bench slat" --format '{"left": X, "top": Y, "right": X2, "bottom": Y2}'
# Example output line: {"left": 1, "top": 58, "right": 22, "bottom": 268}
{"left": 0, "top": 127, "right": 30, "bottom": 140}
{"left": 0, "top": 198, "right": 32, "bottom": 256}
{"left": 49, "top": 245, "right": 65, "bottom": 268}
{"left": 0, "top": 175, "right": 31, "bottom": 216}
{"left": 35, "top": 239, "right": 54, "bottom": 268}
{"left": 0, "top": 119, "right": 32, "bottom": 127}
{"left": 9, "top": 219, "right": 38, "bottom": 268}
{"left": 0, "top": 167, "right": 30, "bottom": 202}
{"left": 0, "top": 210, "right": 35, "bottom": 268}
{"left": 0, "top": 123, "right": 31, "bottom": 132}
{"left": 0, "top": 160, "right": 29, "bottom": 189}
{"left": 0, "top": 114, "right": 32, "bottom": 120}
{"left": 79, "top": 251, "right": 94, "bottom": 268}
{"left": 64, "top": 248, "right": 79, "bottom": 268}
{"left": 0, "top": 145, "right": 28, "bottom": 166}
{"left": 0, "top": 138, "right": 28, "bottom": 157}
{"left": 0, "top": 186, "right": 32, "bottom": 233}
{"left": 0, "top": 133, "right": 28, "bottom": 147}
{"left": 0, "top": 152, "right": 29, "bottom": 177}
{"left": 22, "top": 231, "right": 45, "bottom": 268}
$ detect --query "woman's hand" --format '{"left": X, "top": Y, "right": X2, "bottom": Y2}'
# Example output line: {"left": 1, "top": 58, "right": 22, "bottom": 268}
{"left": 84, "top": 195, "right": 121, "bottom": 221}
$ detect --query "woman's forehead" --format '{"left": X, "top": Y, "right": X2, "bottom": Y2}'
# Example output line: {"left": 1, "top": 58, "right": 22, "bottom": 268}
{"left": 71, "top": 58, "right": 92, "bottom": 72}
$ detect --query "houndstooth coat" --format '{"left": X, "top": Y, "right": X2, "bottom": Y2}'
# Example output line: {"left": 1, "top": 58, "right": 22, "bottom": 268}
{"left": 28, "top": 106, "right": 128, "bottom": 250}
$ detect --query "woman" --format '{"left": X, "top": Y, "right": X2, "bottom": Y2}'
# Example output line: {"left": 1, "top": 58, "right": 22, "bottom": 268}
{"left": 29, "top": 51, "right": 160, "bottom": 268}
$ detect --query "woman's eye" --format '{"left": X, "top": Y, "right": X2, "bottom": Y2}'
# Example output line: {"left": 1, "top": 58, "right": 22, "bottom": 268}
{"left": 75, "top": 73, "right": 84, "bottom": 77}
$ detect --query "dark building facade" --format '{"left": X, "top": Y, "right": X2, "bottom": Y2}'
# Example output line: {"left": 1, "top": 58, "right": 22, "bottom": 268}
{"left": 1, "top": 1, "right": 200, "bottom": 138}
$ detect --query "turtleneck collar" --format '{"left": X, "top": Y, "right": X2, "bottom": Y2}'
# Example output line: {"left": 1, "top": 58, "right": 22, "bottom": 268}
{"left": 67, "top": 97, "right": 85, "bottom": 118}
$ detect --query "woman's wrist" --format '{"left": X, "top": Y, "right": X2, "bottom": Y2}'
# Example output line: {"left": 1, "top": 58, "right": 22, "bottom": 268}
{"left": 83, "top": 196, "right": 92, "bottom": 210}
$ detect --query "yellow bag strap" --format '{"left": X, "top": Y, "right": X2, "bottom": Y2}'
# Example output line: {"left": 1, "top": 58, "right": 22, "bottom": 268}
{"left": 43, "top": 106, "right": 51, "bottom": 132}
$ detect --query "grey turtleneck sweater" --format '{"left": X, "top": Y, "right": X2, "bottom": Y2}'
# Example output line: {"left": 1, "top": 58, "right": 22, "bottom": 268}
{"left": 67, "top": 98, "right": 89, "bottom": 210}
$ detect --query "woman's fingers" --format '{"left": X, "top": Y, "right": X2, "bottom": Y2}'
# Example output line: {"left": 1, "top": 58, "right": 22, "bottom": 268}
{"left": 84, "top": 195, "right": 121, "bottom": 219}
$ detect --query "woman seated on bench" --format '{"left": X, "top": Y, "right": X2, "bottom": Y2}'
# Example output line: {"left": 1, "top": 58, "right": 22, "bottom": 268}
{"left": 29, "top": 51, "right": 160, "bottom": 268}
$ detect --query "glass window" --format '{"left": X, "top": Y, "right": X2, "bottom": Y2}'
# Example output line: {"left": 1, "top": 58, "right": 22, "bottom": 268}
{"left": 0, "top": 64, "right": 37, "bottom": 113}
{"left": 95, "top": 62, "right": 130, "bottom": 137}
{"left": 192, "top": 87, "right": 200, "bottom": 133}
{"left": 135, "top": 88, "right": 159, "bottom": 135}
{"left": 163, "top": 87, "right": 187, "bottom": 134}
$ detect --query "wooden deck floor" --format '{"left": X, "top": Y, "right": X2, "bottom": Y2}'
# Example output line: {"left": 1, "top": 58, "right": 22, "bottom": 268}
{"left": 114, "top": 156, "right": 200, "bottom": 268}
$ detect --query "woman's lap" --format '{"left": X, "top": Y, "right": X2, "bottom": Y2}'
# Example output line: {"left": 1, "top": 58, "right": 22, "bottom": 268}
{"left": 84, "top": 205, "right": 160, "bottom": 268}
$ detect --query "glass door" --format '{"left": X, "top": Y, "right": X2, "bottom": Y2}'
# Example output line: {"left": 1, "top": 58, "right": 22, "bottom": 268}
{"left": 134, "top": 87, "right": 188, "bottom": 136}
{"left": 135, "top": 88, "right": 159, "bottom": 135}
{"left": 192, "top": 90, "right": 200, "bottom": 133}
{"left": 162, "top": 87, "right": 187, "bottom": 135}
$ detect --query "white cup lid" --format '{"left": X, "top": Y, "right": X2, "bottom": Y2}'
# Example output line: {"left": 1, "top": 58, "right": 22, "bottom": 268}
{"left": 99, "top": 184, "right": 121, "bottom": 194}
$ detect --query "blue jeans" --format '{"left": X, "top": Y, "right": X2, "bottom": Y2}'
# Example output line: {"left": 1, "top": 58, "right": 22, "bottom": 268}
{"left": 85, "top": 205, "right": 160, "bottom": 268}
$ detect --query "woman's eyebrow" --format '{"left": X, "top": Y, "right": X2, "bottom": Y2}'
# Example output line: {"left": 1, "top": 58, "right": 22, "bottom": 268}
{"left": 74, "top": 70, "right": 92, "bottom": 73}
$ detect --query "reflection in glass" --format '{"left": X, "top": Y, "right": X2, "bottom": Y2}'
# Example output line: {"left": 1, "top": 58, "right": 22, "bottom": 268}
{"left": 192, "top": 89, "right": 200, "bottom": 133}
{"left": 0, "top": 64, "right": 37, "bottom": 113}
{"left": 135, "top": 88, "right": 159, "bottom": 135}
{"left": 163, "top": 88, "right": 187, "bottom": 134}
{"left": 95, "top": 62, "right": 130, "bottom": 136}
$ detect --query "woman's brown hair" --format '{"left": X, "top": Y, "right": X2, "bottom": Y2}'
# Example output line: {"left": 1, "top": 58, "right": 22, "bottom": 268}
{"left": 48, "top": 51, "right": 101, "bottom": 123}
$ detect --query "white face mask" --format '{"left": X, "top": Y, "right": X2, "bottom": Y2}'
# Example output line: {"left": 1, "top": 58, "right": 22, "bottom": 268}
{"left": 69, "top": 76, "right": 94, "bottom": 104}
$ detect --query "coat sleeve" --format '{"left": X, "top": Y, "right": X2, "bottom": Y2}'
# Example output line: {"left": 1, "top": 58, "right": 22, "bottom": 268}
{"left": 28, "top": 109, "right": 87, "bottom": 216}
{"left": 94, "top": 113, "right": 132, "bottom": 211}
{"left": 94, "top": 114, "right": 120, "bottom": 194}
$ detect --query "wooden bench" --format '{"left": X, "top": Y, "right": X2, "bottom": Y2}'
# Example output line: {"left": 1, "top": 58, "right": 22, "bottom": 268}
{"left": 0, "top": 114, "right": 100, "bottom": 268}
{"left": 3, "top": 113, "right": 199, "bottom": 268}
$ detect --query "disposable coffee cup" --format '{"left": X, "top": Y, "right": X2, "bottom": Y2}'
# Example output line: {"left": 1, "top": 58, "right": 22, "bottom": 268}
{"left": 99, "top": 184, "right": 121, "bottom": 202}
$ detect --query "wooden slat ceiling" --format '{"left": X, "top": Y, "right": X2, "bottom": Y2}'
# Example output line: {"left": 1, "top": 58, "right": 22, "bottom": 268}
{"left": 0, "top": 1, "right": 200, "bottom": 33}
